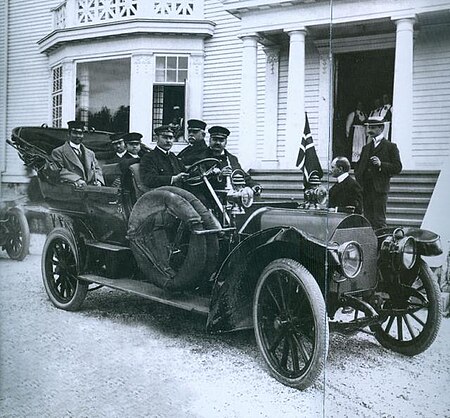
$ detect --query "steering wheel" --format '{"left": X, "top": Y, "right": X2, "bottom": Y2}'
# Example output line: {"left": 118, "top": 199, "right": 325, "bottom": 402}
{"left": 184, "top": 158, "right": 221, "bottom": 186}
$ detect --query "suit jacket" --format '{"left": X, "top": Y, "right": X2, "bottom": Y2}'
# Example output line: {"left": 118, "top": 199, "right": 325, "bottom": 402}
{"left": 51, "top": 142, "right": 104, "bottom": 185}
{"left": 199, "top": 148, "right": 258, "bottom": 189}
{"left": 355, "top": 138, "right": 402, "bottom": 193}
{"left": 140, "top": 147, "right": 186, "bottom": 189}
{"left": 178, "top": 141, "right": 209, "bottom": 166}
{"left": 328, "top": 175, "right": 363, "bottom": 214}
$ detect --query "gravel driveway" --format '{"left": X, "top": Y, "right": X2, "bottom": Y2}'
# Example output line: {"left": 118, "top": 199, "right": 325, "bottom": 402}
{"left": 1, "top": 235, "right": 449, "bottom": 418}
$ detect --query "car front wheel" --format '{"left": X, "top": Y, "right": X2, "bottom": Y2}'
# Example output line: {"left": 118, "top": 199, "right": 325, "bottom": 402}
{"left": 253, "top": 258, "right": 328, "bottom": 390}
{"left": 42, "top": 228, "right": 88, "bottom": 311}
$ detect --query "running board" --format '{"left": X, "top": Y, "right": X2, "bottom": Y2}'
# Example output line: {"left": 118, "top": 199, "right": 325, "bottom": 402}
{"left": 78, "top": 274, "right": 210, "bottom": 316}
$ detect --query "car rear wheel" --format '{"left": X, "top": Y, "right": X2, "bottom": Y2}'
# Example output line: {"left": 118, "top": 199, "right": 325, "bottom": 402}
{"left": 253, "top": 258, "right": 328, "bottom": 390}
{"left": 5, "top": 207, "right": 30, "bottom": 261}
{"left": 42, "top": 228, "right": 88, "bottom": 311}
{"left": 371, "top": 259, "right": 441, "bottom": 356}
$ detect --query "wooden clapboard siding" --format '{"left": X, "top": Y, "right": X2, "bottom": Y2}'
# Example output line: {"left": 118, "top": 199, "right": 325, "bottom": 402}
{"left": 203, "top": 1, "right": 242, "bottom": 155}
{"left": 413, "top": 25, "right": 450, "bottom": 168}
{"left": 4, "top": 1, "right": 58, "bottom": 179}
{"left": 249, "top": 169, "right": 439, "bottom": 228}
{"left": 0, "top": 0, "right": 7, "bottom": 173}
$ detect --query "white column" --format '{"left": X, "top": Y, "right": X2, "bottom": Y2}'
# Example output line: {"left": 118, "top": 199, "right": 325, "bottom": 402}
{"left": 187, "top": 53, "right": 204, "bottom": 120}
{"left": 262, "top": 47, "right": 280, "bottom": 167}
{"left": 130, "top": 53, "right": 154, "bottom": 145}
{"left": 392, "top": 17, "right": 415, "bottom": 169}
{"left": 78, "top": 65, "right": 89, "bottom": 124}
{"left": 317, "top": 50, "right": 332, "bottom": 164}
{"left": 239, "top": 34, "right": 259, "bottom": 169}
{"left": 284, "top": 29, "right": 306, "bottom": 168}
{"left": 61, "top": 60, "right": 76, "bottom": 125}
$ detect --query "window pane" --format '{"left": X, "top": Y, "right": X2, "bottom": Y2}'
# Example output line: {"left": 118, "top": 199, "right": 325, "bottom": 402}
{"left": 167, "top": 69, "right": 177, "bottom": 82}
{"left": 167, "top": 56, "right": 177, "bottom": 70}
{"left": 76, "top": 58, "right": 131, "bottom": 132}
{"left": 155, "top": 69, "right": 165, "bottom": 82}
{"left": 178, "top": 56, "right": 188, "bottom": 69}
{"left": 178, "top": 70, "right": 188, "bottom": 82}
{"left": 155, "top": 56, "right": 165, "bottom": 70}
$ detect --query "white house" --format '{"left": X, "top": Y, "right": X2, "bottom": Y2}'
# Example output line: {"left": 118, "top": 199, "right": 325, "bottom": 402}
{"left": 1, "top": 0, "right": 449, "bottom": 188}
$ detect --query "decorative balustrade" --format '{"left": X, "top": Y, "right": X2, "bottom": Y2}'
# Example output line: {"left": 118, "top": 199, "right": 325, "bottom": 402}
{"left": 52, "top": 0, "right": 202, "bottom": 29}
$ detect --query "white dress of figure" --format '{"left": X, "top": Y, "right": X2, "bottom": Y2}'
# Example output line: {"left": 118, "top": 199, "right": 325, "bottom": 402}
{"left": 346, "top": 109, "right": 367, "bottom": 162}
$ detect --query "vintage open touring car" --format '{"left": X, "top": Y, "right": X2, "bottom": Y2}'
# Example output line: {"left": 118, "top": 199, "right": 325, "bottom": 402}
{"left": 7, "top": 125, "right": 443, "bottom": 390}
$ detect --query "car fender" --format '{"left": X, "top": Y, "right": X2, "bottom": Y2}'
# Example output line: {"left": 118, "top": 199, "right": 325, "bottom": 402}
{"left": 206, "top": 226, "right": 337, "bottom": 333}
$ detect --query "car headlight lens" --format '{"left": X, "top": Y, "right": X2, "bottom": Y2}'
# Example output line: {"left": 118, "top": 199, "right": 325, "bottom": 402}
{"left": 338, "top": 241, "right": 363, "bottom": 279}
{"left": 399, "top": 236, "right": 416, "bottom": 270}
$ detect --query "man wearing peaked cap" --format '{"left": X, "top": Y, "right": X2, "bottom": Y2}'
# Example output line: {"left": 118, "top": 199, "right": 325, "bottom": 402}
{"left": 107, "top": 132, "right": 127, "bottom": 163}
{"left": 177, "top": 119, "right": 209, "bottom": 165}
{"left": 51, "top": 120, "right": 104, "bottom": 187}
{"left": 119, "top": 132, "right": 148, "bottom": 174}
{"left": 355, "top": 116, "right": 402, "bottom": 230}
{"left": 197, "top": 125, "right": 262, "bottom": 196}
{"left": 140, "top": 125, "right": 188, "bottom": 189}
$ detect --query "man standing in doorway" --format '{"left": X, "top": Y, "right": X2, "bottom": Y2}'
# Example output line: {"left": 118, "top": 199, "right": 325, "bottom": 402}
{"left": 355, "top": 116, "right": 402, "bottom": 230}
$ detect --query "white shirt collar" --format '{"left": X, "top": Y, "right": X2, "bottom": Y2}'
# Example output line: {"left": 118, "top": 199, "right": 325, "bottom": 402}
{"left": 69, "top": 141, "right": 81, "bottom": 150}
{"left": 117, "top": 150, "right": 127, "bottom": 158}
{"left": 373, "top": 133, "right": 384, "bottom": 147}
{"left": 156, "top": 145, "right": 169, "bottom": 155}
{"left": 337, "top": 172, "right": 349, "bottom": 183}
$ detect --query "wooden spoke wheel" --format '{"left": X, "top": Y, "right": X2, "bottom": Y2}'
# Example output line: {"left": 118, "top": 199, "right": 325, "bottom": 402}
{"left": 42, "top": 228, "right": 88, "bottom": 311}
{"left": 371, "top": 260, "right": 441, "bottom": 356}
{"left": 5, "top": 207, "right": 30, "bottom": 261}
{"left": 253, "top": 258, "right": 328, "bottom": 390}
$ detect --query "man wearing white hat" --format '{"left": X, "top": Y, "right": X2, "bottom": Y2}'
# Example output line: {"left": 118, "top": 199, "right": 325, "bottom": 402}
{"left": 355, "top": 116, "right": 402, "bottom": 229}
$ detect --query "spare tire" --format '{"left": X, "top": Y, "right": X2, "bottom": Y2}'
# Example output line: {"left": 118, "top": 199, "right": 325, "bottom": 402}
{"left": 127, "top": 188, "right": 208, "bottom": 290}
{"left": 158, "top": 186, "right": 220, "bottom": 277}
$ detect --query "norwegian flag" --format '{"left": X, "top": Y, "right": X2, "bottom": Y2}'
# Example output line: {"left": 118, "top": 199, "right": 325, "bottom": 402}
{"left": 296, "top": 113, "right": 323, "bottom": 188}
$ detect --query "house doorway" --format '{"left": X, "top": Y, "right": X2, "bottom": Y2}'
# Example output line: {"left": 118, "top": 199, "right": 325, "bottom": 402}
{"left": 333, "top": 49, "right": 395, "bottom": 162}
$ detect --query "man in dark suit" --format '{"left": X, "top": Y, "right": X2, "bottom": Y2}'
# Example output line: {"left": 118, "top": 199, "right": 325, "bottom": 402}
{"left": 140, "top": 125, "right": 188, "bottom": 189}
{"left": 177, "top": 119, "right": 209, "bottom": 166}
{"left": 118, "top": 132, "right": 147, "bottom": 173}
{"left": 51, "top": 120, "right": 104, "bottom": 187}
{"left": 198, "top": 125, "right": 261, "bottom": 194}
{"left": 355, "top": 116, "right": 402, "bottom": 229}
{"left": 328, "top": 156, "right": 363, "bottom": 214}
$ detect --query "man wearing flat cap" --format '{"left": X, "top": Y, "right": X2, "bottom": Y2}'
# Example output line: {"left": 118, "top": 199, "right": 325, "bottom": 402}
{"left": 355, "top": 116, "right": 402, "bottom": 229}
{"left": 199, "top": 125, "right": 261, "bottom": 195}
{"left": 140, "top": 125, "right": 188, "bottom": 189}
{"left": 106, "top": 132, "right": 127, "bottom": 163}
{"left": 177, "top": 119, "right": 208, "bottom": 165}
{"left": 51, "top": 120, "right": 104, "bottom": 188}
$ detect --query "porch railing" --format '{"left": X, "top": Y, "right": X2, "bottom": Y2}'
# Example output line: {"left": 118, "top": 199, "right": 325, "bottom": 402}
{"left": 52, "top": 0, "right": 203, "bottom": 29}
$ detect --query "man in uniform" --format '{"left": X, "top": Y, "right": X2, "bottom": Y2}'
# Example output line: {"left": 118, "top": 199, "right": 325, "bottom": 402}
{"left": 118, "top": 132, "right": 146, "bottom": 173}
{"left": 177, "top": 119, "right": 208, "bottom": 165}
{"left": 51, "top": 120, "right": 104, "bottom": 188}
{"left": 106, "top": 132, "right": 127, "bottom": 163}
{"left": 355, "top": 116, "right": 402, "bottom": 230}
{"left": 199, "top": 125, "right": 262, "bottom": 195}
{"left": 328, "top": 156, "right": 363, "bottom": 214}
{"left": 140, "top": 125, "right": 188, "bottom": 189}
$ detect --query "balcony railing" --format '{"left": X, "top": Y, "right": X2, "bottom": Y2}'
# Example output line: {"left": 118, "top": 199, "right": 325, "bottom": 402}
{"left": 52, "top": 0, "right": 203, "bottom": 29}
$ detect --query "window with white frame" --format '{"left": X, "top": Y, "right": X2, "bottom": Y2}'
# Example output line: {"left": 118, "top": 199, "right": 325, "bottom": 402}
{"left": 153, "top": 55, "right": 188, "bottom": 141}
{"left": 52, "top": 66, "right": 63, "bottom": 128}
{"left": 75, "top": 58, "right": 131, "bottom": 132}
